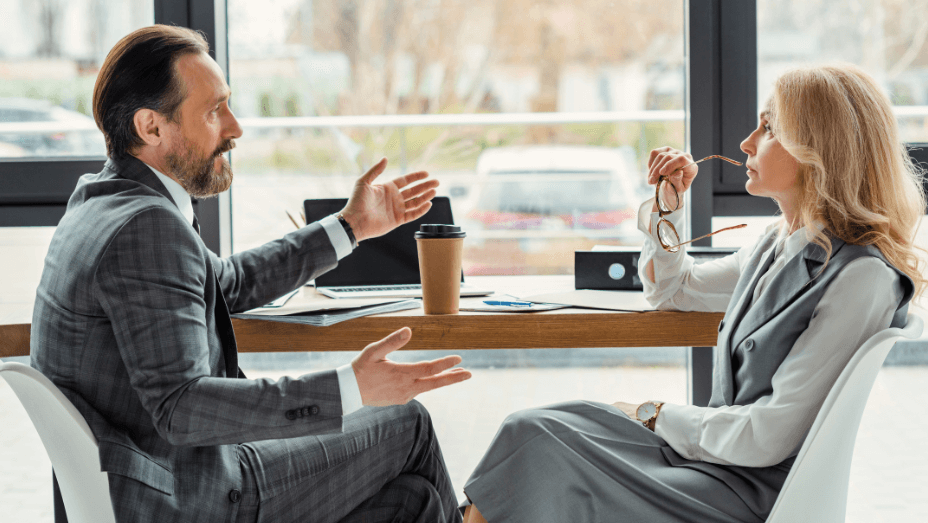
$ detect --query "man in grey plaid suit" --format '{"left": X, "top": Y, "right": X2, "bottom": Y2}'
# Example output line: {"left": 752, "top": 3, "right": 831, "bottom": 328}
{"left": 31, "top": 25, "right": 470, "bottom": 523}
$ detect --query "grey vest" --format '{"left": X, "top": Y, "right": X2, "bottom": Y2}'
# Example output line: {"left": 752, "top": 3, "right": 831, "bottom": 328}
{"left": 708, "top": 227, "right": 913, "bottom": 463}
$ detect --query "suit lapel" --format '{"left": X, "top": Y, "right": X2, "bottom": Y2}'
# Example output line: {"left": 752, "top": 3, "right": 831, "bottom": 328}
{"left": 709, "top": 228, "right": 778, "bottom": 406}
{"left": 731, "top": 234, "right": 845, "bottom": 349}
{"left": 725, "top": 230, "right": 780, "bottom": 342}
{"left": 110, "top": 156, "right": 241, "bottom": 377}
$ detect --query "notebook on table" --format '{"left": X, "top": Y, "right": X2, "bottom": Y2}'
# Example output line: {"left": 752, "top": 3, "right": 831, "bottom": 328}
{"left": 303, "top": 196, "right": 492, "bottom": 299}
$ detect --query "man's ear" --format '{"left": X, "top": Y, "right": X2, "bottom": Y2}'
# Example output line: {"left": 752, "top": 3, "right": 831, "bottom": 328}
{"left": 133, "top": 108, "right": 166, "bottom": 148}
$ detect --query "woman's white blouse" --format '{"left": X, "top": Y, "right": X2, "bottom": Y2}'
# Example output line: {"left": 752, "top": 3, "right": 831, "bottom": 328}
{"left": 637, "top": 199, "right": 905, "bottom": 467}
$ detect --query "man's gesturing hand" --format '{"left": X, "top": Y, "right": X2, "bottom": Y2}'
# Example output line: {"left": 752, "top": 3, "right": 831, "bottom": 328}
{"left": 351, "top": 327, "right": 472, "bottom": 407}
{"left": 339, "top": 158, "right": 440, "bottom": 242}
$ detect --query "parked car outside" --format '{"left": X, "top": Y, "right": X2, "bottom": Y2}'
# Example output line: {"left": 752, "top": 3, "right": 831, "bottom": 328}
{"left": 0, "top": 97, "right": 106, "bottom": 157}
{"left": 459, "top": 145, "right": 647, "bottom": 275}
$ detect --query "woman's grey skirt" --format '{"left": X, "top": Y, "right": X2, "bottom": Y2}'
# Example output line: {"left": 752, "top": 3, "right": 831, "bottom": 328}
{"left": 463, "top": 401, "right": 788, "bottom": 523}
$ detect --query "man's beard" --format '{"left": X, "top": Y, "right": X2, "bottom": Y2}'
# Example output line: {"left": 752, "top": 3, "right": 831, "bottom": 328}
{"left": 166, "top": 135, "right": 235, "bottom": 199}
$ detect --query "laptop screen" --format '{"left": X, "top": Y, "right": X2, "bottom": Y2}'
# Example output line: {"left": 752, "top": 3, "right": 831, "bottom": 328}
{"left": 304, "top": 196, "right": 463, "bottom": 287}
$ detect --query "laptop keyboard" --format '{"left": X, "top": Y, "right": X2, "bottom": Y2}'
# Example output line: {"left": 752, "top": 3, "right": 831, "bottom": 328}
{"left": 331, "top": 284, "right": 422, "bottom": 292}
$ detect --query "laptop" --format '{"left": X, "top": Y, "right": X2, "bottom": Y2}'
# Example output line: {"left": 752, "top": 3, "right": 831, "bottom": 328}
{"left": 304, "top": 197, "right": 492, "bottom": 299}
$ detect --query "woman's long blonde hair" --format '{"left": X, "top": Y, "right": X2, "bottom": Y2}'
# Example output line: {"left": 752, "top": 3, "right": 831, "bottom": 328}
{"left": 769, "top": 63, "right": 927, "bottom": 298}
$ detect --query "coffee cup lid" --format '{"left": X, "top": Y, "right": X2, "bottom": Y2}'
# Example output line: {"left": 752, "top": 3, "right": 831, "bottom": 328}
{"left": 415, "top": 224, "right": 466, "bottom": 239}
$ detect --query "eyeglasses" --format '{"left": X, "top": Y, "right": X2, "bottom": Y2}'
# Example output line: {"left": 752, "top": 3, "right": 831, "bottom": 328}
{"left": 655, "top": 155, "right": 748, "bottom": 253}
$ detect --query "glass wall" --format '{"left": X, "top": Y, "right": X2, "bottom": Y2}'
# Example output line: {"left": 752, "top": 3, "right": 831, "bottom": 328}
{"left": 227, "top": 0, "right": 686, "bottom": 275}
{"left": 714, "top": 0, "right": 928, "bottom": 245}
{"left": 0, "top": 2, "right": 154, "bottom": 519}
{"left": 227, "top": 0, "right": 690, "bottom": 499}
{"left": 757, "top": 0, "right": 928, "bottom": 143}
{"left": 0, "top": 0, "right": 154, "bottom": 159}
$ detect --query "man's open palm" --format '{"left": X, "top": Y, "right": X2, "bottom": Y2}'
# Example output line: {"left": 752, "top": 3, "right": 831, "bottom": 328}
{"left": 352, "top": 327, "right": 472, "bottom": 407}
{"left": 340, "top": 158, "right": 440, "bottom": 242}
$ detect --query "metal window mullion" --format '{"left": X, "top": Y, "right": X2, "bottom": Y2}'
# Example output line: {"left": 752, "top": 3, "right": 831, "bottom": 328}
{"left": 686, "top": 0, "right": 722, "bottom": 247}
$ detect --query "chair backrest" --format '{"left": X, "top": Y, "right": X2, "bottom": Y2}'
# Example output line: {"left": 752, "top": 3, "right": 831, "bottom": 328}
{"left": 766, "top": 312, "right": 923, "bottom": 523}
{"left": 0, "top": 362, "right": 116, "bottom": 523}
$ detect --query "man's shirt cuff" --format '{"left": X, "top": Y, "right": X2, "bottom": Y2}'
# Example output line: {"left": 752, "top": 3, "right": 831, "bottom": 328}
{"left": 320, "top": 214, "right": 353, "bottom": 260}
{"left": 335, "top": 363, "right": 364, "bottom": 416}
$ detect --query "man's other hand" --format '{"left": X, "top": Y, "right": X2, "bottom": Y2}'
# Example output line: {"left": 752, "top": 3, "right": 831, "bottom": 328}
{"left": 352, "top": 327, "right": 471, "bottom": 407}
{"left": 339, "top": 158, "right": 440, "bottom": 242}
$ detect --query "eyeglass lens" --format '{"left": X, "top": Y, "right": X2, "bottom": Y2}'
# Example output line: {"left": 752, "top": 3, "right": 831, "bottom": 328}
{"left": 657, "top": 219, "right": 679, "bottom": 249}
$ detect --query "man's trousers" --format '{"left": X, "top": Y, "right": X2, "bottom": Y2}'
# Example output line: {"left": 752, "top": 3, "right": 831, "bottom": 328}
{"left": 235, "top": 400, "right": 461, "bottom": 523}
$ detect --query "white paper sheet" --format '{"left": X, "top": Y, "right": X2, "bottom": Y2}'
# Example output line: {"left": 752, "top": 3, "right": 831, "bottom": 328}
{"left": 518, "top": 290, "right": 653, "bottom": 312}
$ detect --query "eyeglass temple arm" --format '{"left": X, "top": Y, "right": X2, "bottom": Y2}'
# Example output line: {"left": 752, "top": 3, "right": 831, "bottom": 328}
{"left": 666, "top": 224, "right": 747, "bottom": 250}
{"left": 682, "top": 155, "right": 743, "bottom": 170}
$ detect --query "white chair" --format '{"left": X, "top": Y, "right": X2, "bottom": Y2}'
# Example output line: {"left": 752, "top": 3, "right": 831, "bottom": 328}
{"left": 0, "top": 361, "right": 116, "bottom": 523}
{"left": 766, "top": 312, "right": 924, "bottom": 523}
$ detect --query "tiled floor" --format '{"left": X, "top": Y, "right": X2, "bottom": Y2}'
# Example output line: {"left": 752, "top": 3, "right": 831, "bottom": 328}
{"left": 2, "top": 363, "right": 926, "bottom": 522}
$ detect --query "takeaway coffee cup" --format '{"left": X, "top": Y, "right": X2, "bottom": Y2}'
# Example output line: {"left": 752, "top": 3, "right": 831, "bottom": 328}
{"left": 415, "top": 224, "right": 466, "bottom": 314}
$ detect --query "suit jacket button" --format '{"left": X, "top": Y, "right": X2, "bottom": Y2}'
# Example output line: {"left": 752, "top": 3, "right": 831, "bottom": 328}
{"left": 744, "top": 339, "right": 755, "bottom": 351}
{"left": 285, "top": 410, "right": 297, "bottom": 420}
{"left": 300, "top": 407, "right": 310, "bottom": 417}
{"left": 309, "top": 405, "right": 320, "bottom": 415}
{"left": 229, "top": 489, "right": 242, "bottom": 503}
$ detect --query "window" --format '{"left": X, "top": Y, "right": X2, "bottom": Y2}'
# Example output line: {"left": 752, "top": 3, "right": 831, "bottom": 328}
{"left": 758, "top": 0, "right": 928, "bottom": 143}
{"left": 227, "top": 0, "right": 686, "bottom": 275}
{"left": 714, "top": 0, "right": 928, "bottom": 247}
{"left": 227, "top": 0, "right": 690, "bottom": 499}
{"left": 0, "top": 0, "right": 154, "bottom": 159}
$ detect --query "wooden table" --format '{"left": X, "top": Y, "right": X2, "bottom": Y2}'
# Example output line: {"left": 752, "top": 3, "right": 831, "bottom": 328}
{"left": 1, "top": 275, "right": 724, "bottom": 401}
{"left": 4, "top": 274, "right": 724, "bottom": 523}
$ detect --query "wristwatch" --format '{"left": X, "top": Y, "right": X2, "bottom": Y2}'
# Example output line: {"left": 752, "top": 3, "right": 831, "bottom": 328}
{"left": 336, "top": 213, "right": 358, "bottom": 249}
{"left": 635, "top": 401, "right": 664, "bottom": 431}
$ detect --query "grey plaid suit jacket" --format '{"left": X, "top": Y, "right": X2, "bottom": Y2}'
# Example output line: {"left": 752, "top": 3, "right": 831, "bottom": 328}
{"left": 31, "top": 155, "right": 346, "bottom": 522}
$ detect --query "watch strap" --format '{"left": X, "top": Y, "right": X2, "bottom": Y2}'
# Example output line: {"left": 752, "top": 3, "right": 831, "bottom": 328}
{"left": 336, "top": 213, "right": 358, "bottom": 249}
{"left": 644, "top": 401, "right": 664, "bottom": 431}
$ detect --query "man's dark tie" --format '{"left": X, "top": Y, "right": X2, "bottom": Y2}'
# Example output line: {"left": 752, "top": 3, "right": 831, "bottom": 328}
{"left": 192, "top": 214, "right": 201, "bottom": 235}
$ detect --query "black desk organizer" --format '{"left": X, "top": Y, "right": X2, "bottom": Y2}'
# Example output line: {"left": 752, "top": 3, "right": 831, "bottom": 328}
{"left": 575, "top": 246, "right": 738, "bottom": 291}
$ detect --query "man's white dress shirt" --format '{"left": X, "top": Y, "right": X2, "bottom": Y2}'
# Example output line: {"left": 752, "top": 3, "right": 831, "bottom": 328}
{"left": 636, "top": 199, "right": 904, "bottom": 467}
{"left": 148, "top": 165, "right": 365, "bottom": 416}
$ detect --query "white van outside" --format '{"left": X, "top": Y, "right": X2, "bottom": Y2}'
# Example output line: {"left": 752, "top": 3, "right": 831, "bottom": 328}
{"left": 456, "top": 145, "right": 645, "bottom": 274}
{"left": 462, "top": 145, "right": 643, "bottom": 241}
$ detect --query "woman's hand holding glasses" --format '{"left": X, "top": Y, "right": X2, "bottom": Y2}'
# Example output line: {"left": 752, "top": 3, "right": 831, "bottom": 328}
{"left": 647, "top": 147, "right": 701, "bottom": 212}
{"left": 646, "top": 147, "right": 747, "bottom": 253}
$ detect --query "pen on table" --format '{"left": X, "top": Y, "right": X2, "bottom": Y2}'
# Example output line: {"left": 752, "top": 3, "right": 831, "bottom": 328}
{"left": 286, "top": 210, "right": 301, "bottom": 230}
{"left": 483, "top": 300, "right": 534, "bottom": 307}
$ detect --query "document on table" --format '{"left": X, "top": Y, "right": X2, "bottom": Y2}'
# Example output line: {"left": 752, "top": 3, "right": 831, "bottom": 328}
{"left": 517, "top": 290, "right": 654, "bottom": 312}
{"left": 243, "top": 297, "right": 406, "bottom": 316}
{"left": 234, "top": 298, "right": 422, "bottom": 327}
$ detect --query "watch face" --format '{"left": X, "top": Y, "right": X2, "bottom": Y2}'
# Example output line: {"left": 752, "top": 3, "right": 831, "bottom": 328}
{"left": 637, "top": 402, "right": 656, "bottom": 421}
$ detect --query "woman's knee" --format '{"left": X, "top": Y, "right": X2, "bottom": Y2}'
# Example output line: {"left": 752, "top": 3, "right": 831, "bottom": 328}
{"left": 497, "top": 407, "right": 553, "bottom": 441}
{"left": 497, "top": 400, "right": 595, "bottom": 441}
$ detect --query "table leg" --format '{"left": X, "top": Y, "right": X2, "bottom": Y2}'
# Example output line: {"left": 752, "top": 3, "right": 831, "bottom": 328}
{"left": 689, "top": 346, "right": 713, "bottom": 407}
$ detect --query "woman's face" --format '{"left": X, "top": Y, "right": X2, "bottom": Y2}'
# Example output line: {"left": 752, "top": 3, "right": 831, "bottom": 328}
{"left": 739, "top": 108, "right": 801, "bottom": 208}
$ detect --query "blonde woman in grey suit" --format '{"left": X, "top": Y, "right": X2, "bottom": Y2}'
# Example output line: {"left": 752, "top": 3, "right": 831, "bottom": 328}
{"left": 462, "top": 63, "right": 927, "bottom": 523}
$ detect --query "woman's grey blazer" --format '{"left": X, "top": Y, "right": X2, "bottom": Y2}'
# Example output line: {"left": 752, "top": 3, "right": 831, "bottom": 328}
{"left": 31, "top": 155, "right": 345, "bottom": 522}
